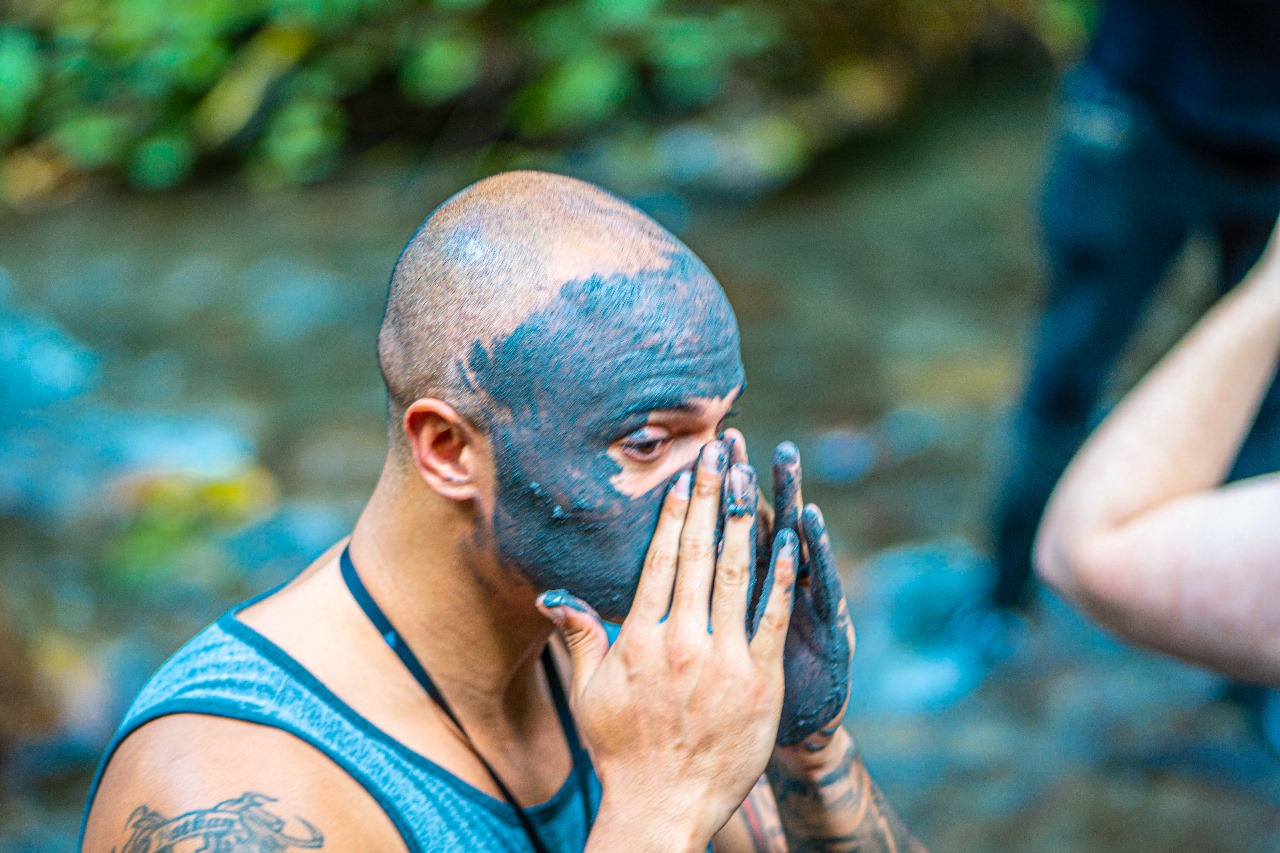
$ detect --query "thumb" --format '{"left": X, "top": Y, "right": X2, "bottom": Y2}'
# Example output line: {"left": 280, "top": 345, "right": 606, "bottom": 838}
{"left": 536, "top": 589, "right": 609, "bottom": 697}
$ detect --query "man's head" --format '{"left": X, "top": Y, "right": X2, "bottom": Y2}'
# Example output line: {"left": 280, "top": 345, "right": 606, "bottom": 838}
{"left": 378, "top": 171, "right": 744, "bottom": 619}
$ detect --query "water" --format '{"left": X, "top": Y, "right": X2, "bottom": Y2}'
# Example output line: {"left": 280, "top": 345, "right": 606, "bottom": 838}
{"left": 1, "top": 81, "right": 1276, "bottom": 850}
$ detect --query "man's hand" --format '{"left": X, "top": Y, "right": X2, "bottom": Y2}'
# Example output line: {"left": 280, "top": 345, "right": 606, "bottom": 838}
{"left": 734, "top": 434, "right": 854, "bottom": 747}
{"left": 536, "top": 439, "right": 799, "bottom": 852}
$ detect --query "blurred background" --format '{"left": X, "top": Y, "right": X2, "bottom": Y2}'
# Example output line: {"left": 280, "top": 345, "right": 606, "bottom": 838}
{"left": 1, "top": 0, "right": 1278, "bottom": 849}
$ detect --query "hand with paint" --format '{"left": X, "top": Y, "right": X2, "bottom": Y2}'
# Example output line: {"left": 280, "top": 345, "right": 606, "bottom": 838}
{"left": 536, "top": 440, "right": 799, "bottom": 853}
{"left": 732, "top": 437, "right": 853, "bottom": 747}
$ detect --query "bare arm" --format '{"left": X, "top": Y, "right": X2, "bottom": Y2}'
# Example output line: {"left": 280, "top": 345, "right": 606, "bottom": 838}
{"left": 765, "top": 728, "right": 924, "bottom": 853}
{"left": 82, "top": 714, "right": 408, "bottom": 852}
{"left": 713, "top": 775, "right": 790, "bottom": 852}
{"left": 1035, "top": 218, "right": 1280, "bottom": 683}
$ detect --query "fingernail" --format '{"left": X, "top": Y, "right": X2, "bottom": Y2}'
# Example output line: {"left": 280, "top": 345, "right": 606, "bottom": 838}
{"left": 539, "top": 589, "right": 588, "bottom": 613}
{"left": 774, "top": 440, "right": 799, "bottom": 466}
{"left": 775, "top": 528, "right": 798, "bottom": 560}
{"left": 726, "top": 464, "right": 755, "bottom": 517}
{"left": 701, "top": 440, "right": 727, "bottom": 474}
{"left": 671, "top": 469, "right": 692, "bottom": 499}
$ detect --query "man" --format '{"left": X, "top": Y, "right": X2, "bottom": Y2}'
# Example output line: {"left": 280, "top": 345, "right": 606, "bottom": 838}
{"left": 81, "top": 172, "right": 924, "bottom": 851}
{"left": 1036, "top": 218, "right": 1280, "bottom": 685}
{"left": 989, "top": 0, "right": 1280, "bottom": 620}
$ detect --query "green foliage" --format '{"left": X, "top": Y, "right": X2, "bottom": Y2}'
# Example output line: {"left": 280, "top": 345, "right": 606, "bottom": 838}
{"left": 0, "top": 28, "right": 43, "bottom": 144}
{"left": 0, "top": 0, "right": 1079, "bottom": 196}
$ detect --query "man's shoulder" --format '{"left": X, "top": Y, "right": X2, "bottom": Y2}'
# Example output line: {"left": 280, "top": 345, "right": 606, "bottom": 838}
{"left": 82, "top": 713, "right": 407, "bottom": 852}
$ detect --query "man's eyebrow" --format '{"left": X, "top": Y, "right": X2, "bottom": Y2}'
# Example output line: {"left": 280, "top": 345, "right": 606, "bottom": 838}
{"left": 617, "top": 397, "right": 703, "bottom": 420}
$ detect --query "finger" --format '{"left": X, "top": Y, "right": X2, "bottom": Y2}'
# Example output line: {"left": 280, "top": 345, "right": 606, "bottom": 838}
{"left": 772, "top": 441, "right": 804, "bottom": 541}
{"left": 747, "top": 510, "right": 770, "bottom": 638}
{"left": 750, "top": 529, "right": 799, "bottom": 664}
{"left": 629, "top": 470, "right": 692, "bottom": 623}
{"left": 723, "top": 427, "right": 749, "bottom": 465}
{"left": 537, "top": 589, "right": 609, "bottom": 701}
{"left": 801, "top": 504, "right": 843, "bottom": 621}
{"left": 712, "top": 463, "right": 757, "bottom": 640}
{"left": 671, "top": 440, "right": 728, "bottom": 623}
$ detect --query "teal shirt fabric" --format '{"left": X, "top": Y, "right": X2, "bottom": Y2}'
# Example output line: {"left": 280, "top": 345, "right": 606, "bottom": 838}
{"left": 81, "top": 600, "right": 602, "bottom": 852}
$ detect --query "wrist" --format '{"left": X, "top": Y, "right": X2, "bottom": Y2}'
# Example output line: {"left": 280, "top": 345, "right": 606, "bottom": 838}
{"left": 770, "top": 724, "right": 854, "bottom": 778}
{"left": 588, "top": 789, "right": 712, "bottom": 853}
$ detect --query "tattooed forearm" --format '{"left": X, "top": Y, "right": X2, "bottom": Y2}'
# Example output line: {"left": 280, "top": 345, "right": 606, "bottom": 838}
{"left": 112, "top": 791, "right": 324, "bottom": 853}
{"left": 768, "top": 738, "right": 924, "bottom": 853}
{"left": 740, "top": 774, "right": 789, "bottom": 852}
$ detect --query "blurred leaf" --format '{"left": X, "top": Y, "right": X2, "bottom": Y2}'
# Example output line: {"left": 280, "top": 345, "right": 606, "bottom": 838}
{"left": 583, "top": 0, "right": 664, "bottom": 33}
{"left": 648, "top": 15, "right": 727, "bottom": 72}
{"left": 128, "top": 130, "right": 196, "bottom": 190}
{"left": 49, "top": 110, "right": 131, "bottom": 168}
{"left": 256, "top": 94, "right": 344, "bottom": 182}
{"left": 517, "top": 49, "right": 632, "bottom": 135}
{"left": 433, "top": 0, "right": 488, "bottom": 11}
{"left": 524, "top": 6, "right": 595, "bottom": 61}
{"left": 714, "top": 5, "right": 782, "bottom": 57}
{"left": 194, "top": 24, "right": 313, "bottom": 148}
{"left": 401, "top": 29, "right": 484, "bottom": 105}
{"left": 0, "top": 28, "right": 43, "bottom": 143}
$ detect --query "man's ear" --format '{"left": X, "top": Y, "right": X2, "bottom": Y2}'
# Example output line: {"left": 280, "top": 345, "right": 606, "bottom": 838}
{"left": 403, "top": 399, "right": 483, "bottom": 501}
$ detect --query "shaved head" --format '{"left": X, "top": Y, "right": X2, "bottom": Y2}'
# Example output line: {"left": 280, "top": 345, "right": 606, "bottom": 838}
{"left": 378, "top": 171, "right": 745, "bottom": 618}
{"left": 379, "top": 171, "right": 689, "bottom": 432}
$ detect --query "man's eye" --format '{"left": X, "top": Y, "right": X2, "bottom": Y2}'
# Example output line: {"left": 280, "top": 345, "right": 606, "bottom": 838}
{"left": 619, "top": 431, "right": 671, "bottom": 462}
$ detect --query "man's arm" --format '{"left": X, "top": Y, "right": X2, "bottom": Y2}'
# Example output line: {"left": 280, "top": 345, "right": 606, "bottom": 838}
{"left": 765, "top": 727, "right": 923, "bottom": 853}
{"left": 82, "top": 714, "right": 407, "bottom": 852}
{"left": 713, "top": 775, "right": 789, "bottom": 852}
{"left": 1036, "top": 217, "right": 1280, "bottom": 683}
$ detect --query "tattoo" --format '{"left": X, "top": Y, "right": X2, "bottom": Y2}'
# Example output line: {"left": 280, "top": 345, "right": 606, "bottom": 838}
{"left": 769, "top": 741, "right": 924, "bottom": 853}
{"left": 740, "top": 775, "right": 789, "bottom": 852}
{"left": 114, "top": 791, "right": 325, "bottom": 853}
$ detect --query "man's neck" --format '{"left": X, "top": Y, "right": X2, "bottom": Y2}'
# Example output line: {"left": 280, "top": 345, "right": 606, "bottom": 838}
{"left": 349, "top": 462, "right": 554, "bottom": 725}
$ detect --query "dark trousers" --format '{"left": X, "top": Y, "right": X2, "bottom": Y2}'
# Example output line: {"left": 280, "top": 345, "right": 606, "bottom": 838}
{"left": 991, "top": 65, "right": 1280, "bottom": 611}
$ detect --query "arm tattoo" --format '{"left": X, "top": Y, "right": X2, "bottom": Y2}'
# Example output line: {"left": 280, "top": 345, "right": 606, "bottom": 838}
{"left": 740, "top": 774, "right": 789, "bottom": 852}
{"left": 768, "top": 741, "right": 924, "bottom": 853}
{"left": 114, "top": 791, "right": 325, "bottom": 853}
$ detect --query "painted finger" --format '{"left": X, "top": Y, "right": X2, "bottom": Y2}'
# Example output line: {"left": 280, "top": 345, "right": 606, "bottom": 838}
{"left": 750, "top": 529, "right": 799, "bottom": 664}
{"left": 801, "top": 504, "right": 843, "bottom": 622}
{"left": 712, "top": 464, "right": 756, "bottom": 640}
{"left": 723, "top": 427, "right": 749, "bottom": 465}
{"left": 537, "top": 590, "right": 609, "bottom": 703}
{"left": 772, "top": 441, "right": 804, "bottom": 539}
{"left": 629, "top": 469, "right": 692, "bottom": 623}
{"left": 671, "top": 440, "right": 727, "bottom": 622}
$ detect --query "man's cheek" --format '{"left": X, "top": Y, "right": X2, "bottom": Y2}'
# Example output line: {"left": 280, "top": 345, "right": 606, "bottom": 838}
{"left": 564, "top": 483, "right": 667, "bottom": 620}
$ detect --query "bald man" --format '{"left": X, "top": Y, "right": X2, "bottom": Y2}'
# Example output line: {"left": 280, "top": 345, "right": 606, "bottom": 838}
{"left": 81, "top": 173, "right": 924, "bottom": 852}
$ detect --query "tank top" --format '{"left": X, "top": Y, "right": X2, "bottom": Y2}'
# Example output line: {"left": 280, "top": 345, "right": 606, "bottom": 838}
{"left": 79, "top": 592, "right": 602, "bottom": 852}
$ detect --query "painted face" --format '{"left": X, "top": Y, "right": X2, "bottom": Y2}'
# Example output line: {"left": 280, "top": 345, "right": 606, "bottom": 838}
{"left": 464, "top": 250, "right": 745, "bottom": 620}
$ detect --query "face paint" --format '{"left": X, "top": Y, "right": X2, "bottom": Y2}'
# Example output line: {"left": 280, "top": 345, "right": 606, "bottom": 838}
{"left": 465, "top": 250, "right": 745, "bottom": 620}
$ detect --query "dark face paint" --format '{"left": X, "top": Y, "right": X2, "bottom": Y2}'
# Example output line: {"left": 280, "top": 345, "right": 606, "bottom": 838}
{"left": 465, "top": 251, "right": 744, "bottom": 620}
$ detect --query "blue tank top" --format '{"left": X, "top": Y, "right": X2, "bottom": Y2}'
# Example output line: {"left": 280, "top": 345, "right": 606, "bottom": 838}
{"left": 80, "top": 596, "right": 602, "bottom": 852}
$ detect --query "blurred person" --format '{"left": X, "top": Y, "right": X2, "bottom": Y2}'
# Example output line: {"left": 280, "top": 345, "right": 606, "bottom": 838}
{"left": 1036, "top": 217, "right": 1280, "bottom": 684}
{"left": 81, "top": 173, "right": 924, "bottom": 852}
{"left": 987, "top": 0, "right": 1280, "bottom": 629}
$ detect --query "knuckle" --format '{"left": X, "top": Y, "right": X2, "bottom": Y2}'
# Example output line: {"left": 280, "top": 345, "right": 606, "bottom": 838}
{"left": 692, "top": 477, "right": 720, "bottom": 500}
{"left": 646, "top": 549, "right": 677, "bottom": 576}
{"left": 716, "top": 559, "right": 748, "bottom": 588}
{"left": 680, "top": 538, "right": 713, "bottom": 565}
{"left": 665, "top": 636, "right": 701, "bottom": 673}
{"left": 759, "top": 608, "right": 788, "bottom": 636}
